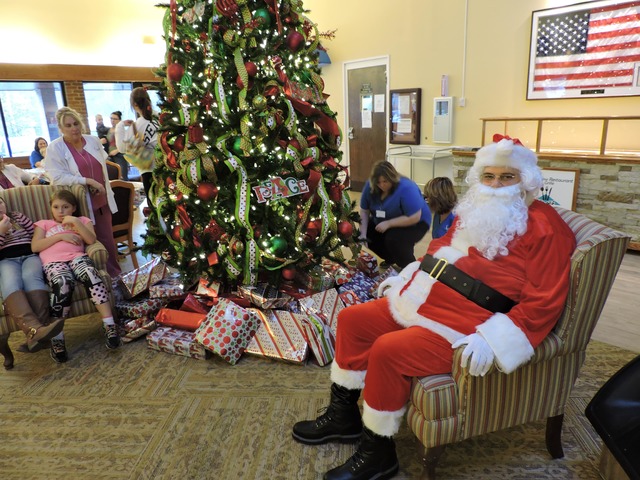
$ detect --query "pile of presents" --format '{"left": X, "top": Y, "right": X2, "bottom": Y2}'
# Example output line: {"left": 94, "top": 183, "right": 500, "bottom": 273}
{"left": 113, "top": 252, "right": 399, "bottom": 367}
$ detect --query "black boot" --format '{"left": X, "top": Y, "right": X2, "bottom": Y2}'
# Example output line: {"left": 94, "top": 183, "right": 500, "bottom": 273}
{"left": 0, "top": 334, "right": 14, "bottom": 370}
{"left": 324, "top": 426, "right": 399, "bottom": 480}
{"left": 292, "top": 383, "right": 363, "bottom": 445}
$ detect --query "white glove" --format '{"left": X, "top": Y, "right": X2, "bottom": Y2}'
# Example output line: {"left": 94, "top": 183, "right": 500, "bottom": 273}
{"left": 377, "top": 260, "right": 420, "bottom": 297}
{"left": 452, "top": 333, "right": 495, "bottom": 377}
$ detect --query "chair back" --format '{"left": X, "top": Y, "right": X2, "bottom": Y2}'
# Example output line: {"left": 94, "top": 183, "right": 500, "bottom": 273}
{"left": 552, "top": 208, "right": 630, "bottom": 351}
{"left": 0, "top": 184, "right": 91, "bottom": 221}
{"left": 106, "top": 160, "right": 122, "bottom": 180}
{"left": 110, "top": 179, "right": 138, "bottom": 268}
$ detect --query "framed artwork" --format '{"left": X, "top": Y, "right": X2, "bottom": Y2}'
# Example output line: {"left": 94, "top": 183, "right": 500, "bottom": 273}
{"left": 389, "top": 88, "right": 421, "bottom": 144}
{"left": 539, "top": 168, "right": 580, "bottom": 210}
{"left": 527, "top": 0, "right": 640, "bottom": 100}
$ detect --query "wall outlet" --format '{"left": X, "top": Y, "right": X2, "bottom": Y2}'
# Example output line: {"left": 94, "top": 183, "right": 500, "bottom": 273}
{"left": 459, "top": 97, "right": 466, "bottom": 107}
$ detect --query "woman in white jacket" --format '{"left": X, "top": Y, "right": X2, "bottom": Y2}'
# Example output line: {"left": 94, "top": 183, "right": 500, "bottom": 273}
{"left": 0, "top": 157, "right": 41, "bottom": 189}
{"left": 45, "top": 107, "right": 121, "bottom": 277}
{"left": 115, "top": 87, "right": 158, "bottom": 203}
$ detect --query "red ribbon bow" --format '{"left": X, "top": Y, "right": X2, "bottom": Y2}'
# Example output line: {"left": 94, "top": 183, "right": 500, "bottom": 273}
{"left": 493, "top": 133, "right": 523, "bottom": 146}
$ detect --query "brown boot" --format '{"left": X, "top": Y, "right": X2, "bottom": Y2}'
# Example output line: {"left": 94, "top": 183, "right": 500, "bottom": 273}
{"left": 4, "top": 291, "right": 64, "bottom": 351}
{"left": 0, "top": 333, "right": 14, "bottom": 370}
{"left": 23, "top": 290, "right": 62, "bottom": 353}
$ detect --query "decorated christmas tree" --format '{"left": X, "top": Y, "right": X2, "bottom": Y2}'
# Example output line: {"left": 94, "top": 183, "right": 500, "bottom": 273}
{"left": 143, "top": 0, "right": 359, "bottom": 288}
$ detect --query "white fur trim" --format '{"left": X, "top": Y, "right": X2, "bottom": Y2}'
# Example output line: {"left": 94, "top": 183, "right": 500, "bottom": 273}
{"left": 362, "top": 401, "right": 406, "bottom": 437}
{"left": 476, "top": 313, "right": 534, "bottom": 374}
{"left": 474, "top": 139, "right": 538, "bottom": 174}
{"left": 434, "top": 245, "right": 467, "bottom": 264}
{"left": 331, "top": 361, "right": 366, "bottom": 390}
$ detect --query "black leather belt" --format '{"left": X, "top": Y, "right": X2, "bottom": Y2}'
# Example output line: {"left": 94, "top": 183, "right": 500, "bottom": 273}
{"left": 419, "top": 254, "right": 516, "bottom": 314}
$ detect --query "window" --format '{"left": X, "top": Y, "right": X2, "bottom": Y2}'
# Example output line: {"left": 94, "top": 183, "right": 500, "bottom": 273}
{"left": 0, "top": 82, "right": 64, "bottom": 157}
{"left": 83, "top": 82, "right": 134, "bottom": 135}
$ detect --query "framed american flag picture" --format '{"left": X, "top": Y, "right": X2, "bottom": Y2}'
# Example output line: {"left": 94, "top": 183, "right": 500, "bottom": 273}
{"left": 527, "top": 0, "right": 640, "bottom": 100}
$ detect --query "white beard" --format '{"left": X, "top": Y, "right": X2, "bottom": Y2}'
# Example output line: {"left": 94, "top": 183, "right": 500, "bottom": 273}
{"left": 453, "top": 183, "right": 529, "bottom": 260}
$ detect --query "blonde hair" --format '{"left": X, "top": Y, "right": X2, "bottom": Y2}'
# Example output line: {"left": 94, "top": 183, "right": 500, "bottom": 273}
{"left": 55, "top": 107, "right": 87, "bottom": 133}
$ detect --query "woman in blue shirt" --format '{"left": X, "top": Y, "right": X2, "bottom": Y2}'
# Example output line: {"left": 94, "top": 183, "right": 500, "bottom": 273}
{"left": 29, "top": 137, "right": 48, "bottom": 168}
{"left": 358, "top": 161, "right": 431, "bottom": 267}
{"left": 423, "top": 176, "right": 457, "bottom": 239}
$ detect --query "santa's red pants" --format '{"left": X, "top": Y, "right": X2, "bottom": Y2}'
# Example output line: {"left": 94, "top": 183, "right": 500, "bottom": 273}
{"left": 334, "top": 297, "right": 453, "bottom": 413}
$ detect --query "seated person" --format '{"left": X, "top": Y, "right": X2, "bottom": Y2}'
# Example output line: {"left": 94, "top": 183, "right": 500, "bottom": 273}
{"left": 0, "top": 156, "right": 41, "bottom": 190}
{"left": 30, "top": 137, "right": 48, "bottom": 168}
{"left": 292, "top": 135, "right": 576, "bottom": 480}
{"left": 423, "top": 176, "right": 457, "bottom": 239}
{"left": 358, "top": 161, "right": 431, "bottom": 268}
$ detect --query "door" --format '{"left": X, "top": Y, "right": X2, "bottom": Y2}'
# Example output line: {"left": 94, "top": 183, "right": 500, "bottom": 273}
{"left": 345, "top": 59, "right": 388, "bottom": 191}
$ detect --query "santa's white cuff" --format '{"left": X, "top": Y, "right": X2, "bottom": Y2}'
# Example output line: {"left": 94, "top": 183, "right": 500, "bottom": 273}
{"left": 362, "top": 401, "right": 406, "bottom": 437}
{"left": 331, "top": 361, "right": 366, "bottom": 390}
{"left": 476, "top": 313, "right": 534, "bottom": 374}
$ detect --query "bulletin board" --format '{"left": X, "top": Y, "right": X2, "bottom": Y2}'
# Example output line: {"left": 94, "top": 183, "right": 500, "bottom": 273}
{"left": 389, "top": 88, "right": 421, "bottom": 144}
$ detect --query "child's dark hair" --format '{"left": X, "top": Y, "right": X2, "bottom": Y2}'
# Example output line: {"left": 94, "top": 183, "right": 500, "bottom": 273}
{"left": 50, "top": 190, "right": 80, "bottom": 216}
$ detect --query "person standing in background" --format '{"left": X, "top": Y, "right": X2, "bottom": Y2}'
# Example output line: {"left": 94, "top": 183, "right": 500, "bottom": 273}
{"left": 423, "top": 176, "right": 457, "bottom": 239}
{"left": 107, "top": 111, "right": 128, "bottom": 180}
{"left": 115, "top": 87, "right": 159, "bottom": 201}
{"left": 45, "top": 107, "right": 122, "bottom": 277}
{"left": 95, "top": 114, "right": 110, "bottom": 153}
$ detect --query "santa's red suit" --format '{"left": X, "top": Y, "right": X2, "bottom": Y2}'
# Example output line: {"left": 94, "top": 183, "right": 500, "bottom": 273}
{"left": 331, "top": 200, "right": 576, "bottom": 436}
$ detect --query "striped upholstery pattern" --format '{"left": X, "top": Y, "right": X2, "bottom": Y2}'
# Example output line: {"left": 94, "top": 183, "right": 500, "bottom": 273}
{"left": 0, "top": 185, "right": 112, "bottom": 336}
{"left": 407, "top": 208, "right": 631, "bottom": 449}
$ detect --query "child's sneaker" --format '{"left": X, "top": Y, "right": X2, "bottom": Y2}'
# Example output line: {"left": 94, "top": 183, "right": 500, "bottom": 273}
{"left": 104, "top": 324, "right": 122, "bottom": 350}
{"left": 50, "top": 338, "right": 68, "bottom": 363}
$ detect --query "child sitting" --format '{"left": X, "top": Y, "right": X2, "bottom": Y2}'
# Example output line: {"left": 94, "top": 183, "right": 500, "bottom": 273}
{"left": 31, "top": 190, "right": 121, "bottom": 363}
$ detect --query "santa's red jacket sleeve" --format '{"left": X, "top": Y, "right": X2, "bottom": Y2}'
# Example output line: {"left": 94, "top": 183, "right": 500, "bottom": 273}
{"left": 385, "top": 201, "right": 576, "bottom": 373}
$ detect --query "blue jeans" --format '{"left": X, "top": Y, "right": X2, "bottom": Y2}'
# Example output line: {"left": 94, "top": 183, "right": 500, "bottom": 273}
{"left": 0, "top": 254, "right": 48, "bottom": 298}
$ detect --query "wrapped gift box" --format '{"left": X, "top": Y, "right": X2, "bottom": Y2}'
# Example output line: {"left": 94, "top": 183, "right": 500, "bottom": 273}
{"left": 118, "top": 257, "right": 169, "bottom": 299}
{"left": 194, "top": 298, "right": 260, "bottom": 365}
{"left": 299, "top": 289, "right": 345, "bottom": 337}
{"left": 155, "top": 308, "right": 207, "bottom": 332}
{"left": 338, "top": 272, "right": 377, "bottom": 303}
{"left": 295, "top": 265, "right": 335, "bottom": 291}
{"left": 238, "top": 283, "right": 292, "bottom": 309}
{"left": 299, "top": 310, "right": 335, "bottom": 366}
{"left": 246, "top": 310, "right": 309, "bottom": 365}
{"left": 196, "top": 278, "right": 221, "bottom": 298}
{"left": 356, "top": 250, "right": 379, "bottom": 277}
{"left": 149, "top": 275, "right": 186, "bottom": 299}
{"left": 147, "top": 326, "right": 207, "bottom": 360}
{"left": 338, "top": 290, "right": 361, "bottom": 307}
{"left": 115, "top": 296, "right": 165, "bottom": 319}
{"left": 321, "top": 259, "right": 354, "bottom": 286}
{"left": 179, "top": 293, "right": 214, "bottom": 314}
{"left": 120, "top": 316, "right": 157, "bottom": 343}
{"left": 370, "top": 266, "right": 400, "bottom": 298}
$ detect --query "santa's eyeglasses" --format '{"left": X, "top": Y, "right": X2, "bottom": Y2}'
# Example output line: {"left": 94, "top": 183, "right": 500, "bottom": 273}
{"left": 480, "top": 173, "right": 519, "bottom": 184}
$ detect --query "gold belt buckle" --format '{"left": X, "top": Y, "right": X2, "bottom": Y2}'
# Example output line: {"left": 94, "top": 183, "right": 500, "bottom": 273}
{"left": 429, "top": 258, "right": 448, "bottom": 280}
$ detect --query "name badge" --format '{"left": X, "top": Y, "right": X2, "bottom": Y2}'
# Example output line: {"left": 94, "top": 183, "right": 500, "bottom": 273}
{"left": 375, "top": 210, "right": 386, "bottom": 219}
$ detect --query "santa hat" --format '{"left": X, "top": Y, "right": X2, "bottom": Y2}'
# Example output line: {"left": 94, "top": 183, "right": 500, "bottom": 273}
{"left": 468, "top": 134, "right": 543, "bottom": 195}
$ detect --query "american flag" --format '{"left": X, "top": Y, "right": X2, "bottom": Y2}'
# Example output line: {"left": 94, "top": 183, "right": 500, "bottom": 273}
{"left": 530, "top": 0, "right": 640, "bottom": 96}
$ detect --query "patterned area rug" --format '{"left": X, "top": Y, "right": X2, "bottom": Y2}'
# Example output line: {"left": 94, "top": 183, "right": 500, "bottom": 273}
{"left": 0, "top": 313, "right": 636, "bottom": 480}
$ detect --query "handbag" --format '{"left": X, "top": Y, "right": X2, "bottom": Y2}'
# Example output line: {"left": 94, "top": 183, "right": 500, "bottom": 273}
{"left": 123, "top": 123, "right": 154, "bottom": 171}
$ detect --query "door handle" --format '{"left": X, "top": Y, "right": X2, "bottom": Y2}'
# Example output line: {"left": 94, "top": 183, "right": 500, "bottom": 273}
{"left": 348, "top": 127, "right": 354, "bottom": 139}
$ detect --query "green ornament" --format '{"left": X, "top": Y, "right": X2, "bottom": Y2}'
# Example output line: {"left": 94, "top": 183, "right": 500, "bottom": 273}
{"left": 269, "top": 236, "right": 288, "bottom": 256}
{"left": 252, "top": 94, "right": 267, "bottom": 111}
{"left": 254, "top": 8, "right": 271, "bottom": 27}
{"left": 232, "top": 137, "right": 244, "bottom": 156}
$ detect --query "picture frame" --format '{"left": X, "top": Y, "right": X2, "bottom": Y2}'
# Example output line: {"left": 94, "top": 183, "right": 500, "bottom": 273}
{"left": 539, "top": 168, "right": 580, "bottom": 210}
{"left": 527, "top": 0, "right": 640, "bottom": 100}
{"left": 389, "top": 88, "right": 421, "bottom": 144}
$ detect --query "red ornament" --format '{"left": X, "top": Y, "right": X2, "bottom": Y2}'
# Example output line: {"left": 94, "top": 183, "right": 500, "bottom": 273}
{"left": 282, "top": 267, "right": 296, "bottom": 280}
{"left": 197, "top": 182, "right": 219, "bottom": 201}
{"left": 173, "top": 135, "right": 185, "bottom": 152}
{"left": 167, "top": 63, "right": 185, "bottom": 82}
{"left": 244, "top": 61, "right": 258, "bottom": 77}
{"left": 171, "top": 225, "right": 182, "bottom": 241}
{"left": 188, "top": 124, "right": 204, "bottom": 143}
{"left": 286, "top": 31, "right": 305, "bottom": 52}
{"left": 159, "top": 112, "right": 171, "bottom": 126}
{"left": 236, "top": 75, "right": 254, "bottom": 90}
{"left": 338, "top": 221, "right": 353, "bottom": 239}
{"left": 204, "top": 219, "right": 225, "bottom": 240}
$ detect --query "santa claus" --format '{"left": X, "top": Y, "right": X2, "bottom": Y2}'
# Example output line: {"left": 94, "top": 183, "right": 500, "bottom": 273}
{"left": 292, "top": 135, "right": 577, "bottom": 480}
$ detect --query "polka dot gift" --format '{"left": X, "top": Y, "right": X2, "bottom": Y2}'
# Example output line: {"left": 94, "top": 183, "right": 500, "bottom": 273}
{"left": 194, "top": 298, "right": 260, "bottom": 365}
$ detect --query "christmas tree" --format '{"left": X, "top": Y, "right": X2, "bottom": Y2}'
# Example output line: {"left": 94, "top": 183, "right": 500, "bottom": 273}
{"left": 143, "top": 0, "right": 359, "bottom": 288}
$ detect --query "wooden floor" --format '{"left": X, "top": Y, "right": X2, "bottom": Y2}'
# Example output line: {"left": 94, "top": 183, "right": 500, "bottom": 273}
{"left": 123, "top": 197, "right": 640, "bottom": 354}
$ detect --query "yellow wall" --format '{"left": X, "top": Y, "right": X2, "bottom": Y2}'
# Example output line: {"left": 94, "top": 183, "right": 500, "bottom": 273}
{"left": 1, "top": 0, "right": 638, "bottom": 147}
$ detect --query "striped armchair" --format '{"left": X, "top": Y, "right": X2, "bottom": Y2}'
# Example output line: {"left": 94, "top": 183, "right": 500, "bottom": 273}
{"left": 0, "top": 185, "right": 113, "bottom": 366}
{"left": 406, "top": 207, "right": 631, "bottom": 479}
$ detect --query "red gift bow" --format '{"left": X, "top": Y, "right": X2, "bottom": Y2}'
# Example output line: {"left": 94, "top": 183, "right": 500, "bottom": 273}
{"left": 492, "top": 133, "right": 523, "bottom": 146}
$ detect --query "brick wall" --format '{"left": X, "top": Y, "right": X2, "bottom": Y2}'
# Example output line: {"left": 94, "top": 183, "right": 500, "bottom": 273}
{"left": 62, "top": 81, "right": 90, "bottom": 133}
{"left": 452, "top": 153, "right": 640, "bottom": 249}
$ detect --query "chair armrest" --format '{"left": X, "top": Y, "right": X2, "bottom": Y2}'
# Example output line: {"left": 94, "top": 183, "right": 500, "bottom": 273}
{"left": 86, "top": 241, "right": 108, "bottom": 271}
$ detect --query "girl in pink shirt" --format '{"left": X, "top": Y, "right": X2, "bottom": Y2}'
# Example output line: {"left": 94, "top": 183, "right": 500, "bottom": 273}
{"left": 31, "top": 190, "right": 121, "bottom": 363}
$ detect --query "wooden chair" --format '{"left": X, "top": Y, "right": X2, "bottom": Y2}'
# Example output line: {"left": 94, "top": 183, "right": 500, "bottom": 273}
{"left": 106, "top": 160, "right": 122, "bottom": 180}
{"left": 406, "top": 207, "right": 631, "bottom": 479}
{"left": 110, "top": 179, "right": 138, "bottom": 269}
{"left": 0, "top": 185, "right": 114, "bottom": 368}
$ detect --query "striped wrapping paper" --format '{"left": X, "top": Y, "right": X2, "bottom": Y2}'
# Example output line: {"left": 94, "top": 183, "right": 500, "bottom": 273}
{"left": 246, "top": 310, "right": 309, "bottom": 365}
